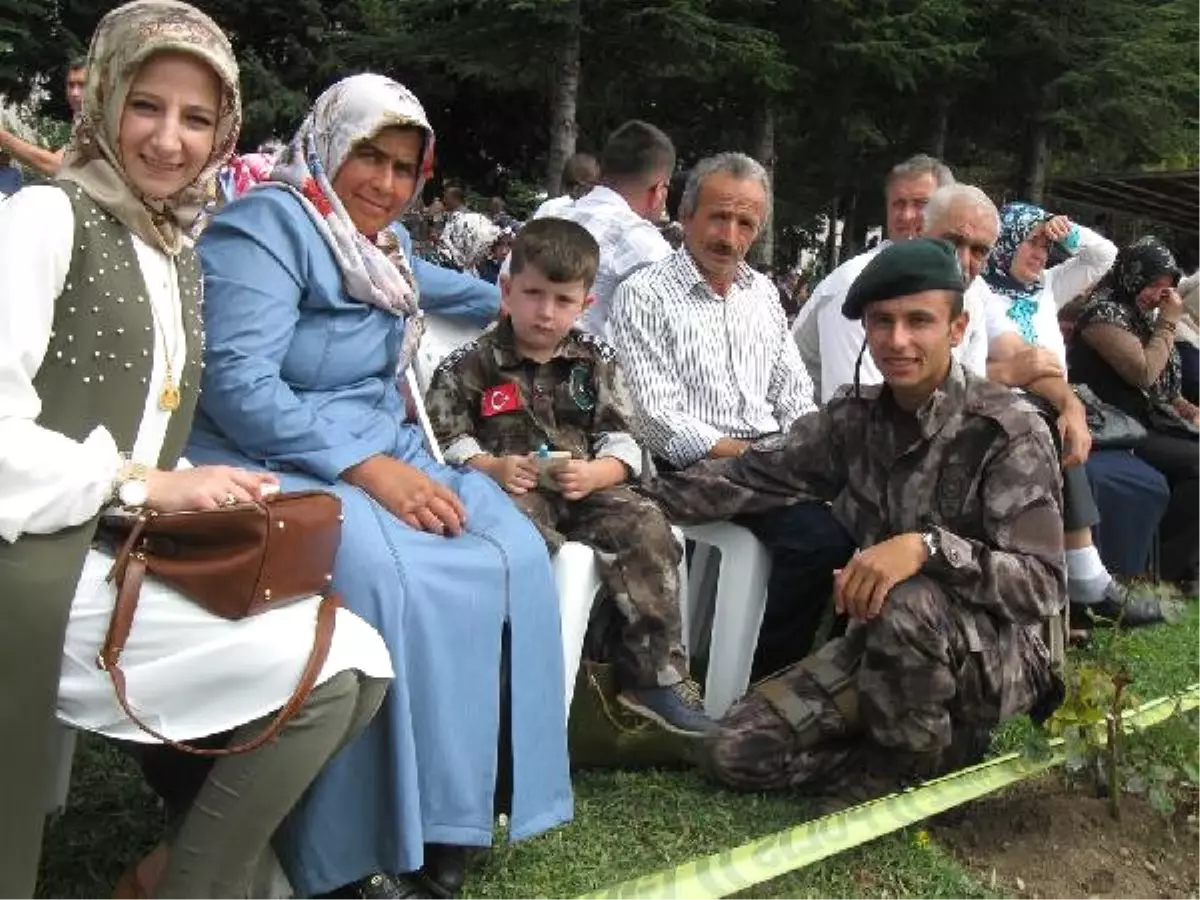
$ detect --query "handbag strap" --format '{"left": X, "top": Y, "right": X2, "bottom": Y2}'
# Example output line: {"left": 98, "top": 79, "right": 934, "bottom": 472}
{"left": 98, "top": 549, "right": 340, "bottom": 757}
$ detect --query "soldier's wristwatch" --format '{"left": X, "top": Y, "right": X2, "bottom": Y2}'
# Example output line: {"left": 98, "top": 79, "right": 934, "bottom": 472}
{"left": 920, "top": 527, "right": 941, "bottom": 562}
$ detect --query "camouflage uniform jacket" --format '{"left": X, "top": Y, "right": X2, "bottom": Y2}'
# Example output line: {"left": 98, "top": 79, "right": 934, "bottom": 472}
{"left": 425, "top": 316, "right": 644, "bottom": 475}
{"left": 650, "top": 363, "right": 1067, "bottom": 717}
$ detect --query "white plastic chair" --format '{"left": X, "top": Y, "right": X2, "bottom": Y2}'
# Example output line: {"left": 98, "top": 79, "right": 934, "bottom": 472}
{"left": 680, "top": 521, "right": 772, "bottom": 719}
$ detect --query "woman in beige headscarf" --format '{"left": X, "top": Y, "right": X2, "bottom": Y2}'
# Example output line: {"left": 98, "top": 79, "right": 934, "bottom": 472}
{"left": 0, "top": 2, "right": 392, "bottom": 896}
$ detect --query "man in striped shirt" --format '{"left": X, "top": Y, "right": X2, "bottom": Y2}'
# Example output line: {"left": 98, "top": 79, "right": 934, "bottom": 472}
{"left": 610, "top": 152, "right": 856, "bottom": 678}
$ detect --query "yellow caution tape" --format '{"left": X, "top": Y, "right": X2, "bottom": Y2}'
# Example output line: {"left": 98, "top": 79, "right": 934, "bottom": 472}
{"left": 579, "top": 685, "right": 1199, "bottom": 900}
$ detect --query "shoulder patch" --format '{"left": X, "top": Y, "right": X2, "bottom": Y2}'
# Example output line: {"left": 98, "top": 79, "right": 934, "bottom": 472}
{"left": 573, "top": 330, "right": 618, "bottom": 362}
{"left": 432, "top": 339, "right": 482, "bottom": 377}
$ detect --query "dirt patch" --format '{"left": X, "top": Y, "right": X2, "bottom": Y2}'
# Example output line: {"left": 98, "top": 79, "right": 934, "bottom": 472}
{"left": 932, "top": 774, "right": 1199, "bottom": 898}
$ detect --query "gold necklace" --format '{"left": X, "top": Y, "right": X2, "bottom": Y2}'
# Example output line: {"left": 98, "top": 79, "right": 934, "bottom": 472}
{"left": 147, "top": 278, "right": 183, "bottom": 412}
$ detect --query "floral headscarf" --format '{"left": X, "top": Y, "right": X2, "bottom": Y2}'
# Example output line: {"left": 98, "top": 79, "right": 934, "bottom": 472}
{"left": 1075, "top": 236, "right": 1183, "bottom": 404}
{"left": 263, "top": 74, "right": 435, "bottom": 373}
{"left": 981, "top": 201, "right": 1050, "bottom": 344}
{"left": 440, "top": 211, "right": 501, "bottom": 274}
{"left": 219, "top": 151, "right": 275, "bottom": 203}
{"left": 58, "top": 0, "right": 241, "bottom": 257}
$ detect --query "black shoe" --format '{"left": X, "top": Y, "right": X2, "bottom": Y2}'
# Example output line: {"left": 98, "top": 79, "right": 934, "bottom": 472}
{"left": 1084, "top": 581, "right": 1174, "bottom": 628}
{"left": 617, "top": 679, "right": 717, "bottom": 736}
{"left": 317, "top": 872, "right": 436, "bottom": 899}
{"left": 418, "top": 844, "right": 473, "bottom": 898}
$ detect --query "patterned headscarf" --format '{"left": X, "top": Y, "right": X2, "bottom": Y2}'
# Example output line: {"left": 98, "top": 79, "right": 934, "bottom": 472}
{"left": 58, "top": 0, "right": 241, "bottom": 257}
{"left": 981, "top": 201, "right": 1052, "bottom": 343}
{"left": 264, "top": 74, "right": 435, "bottom": 373}
{"left": 440, "top": 211, "right": 501, "bottom": 274}
{"left": 1075, "top": 236, "right": 1183, "bottom": 404}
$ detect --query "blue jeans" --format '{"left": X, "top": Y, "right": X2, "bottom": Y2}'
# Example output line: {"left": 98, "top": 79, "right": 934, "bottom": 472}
{"left": 734, "top": 501, "right": 856, "bottom": 680}
{"left": 1085, "top": 450, "right": 1169, "bottom": 577}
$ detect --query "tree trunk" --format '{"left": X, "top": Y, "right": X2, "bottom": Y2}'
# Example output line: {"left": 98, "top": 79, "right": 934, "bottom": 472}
{"left": 839, "top": 190, "right": 859, "bottom": 262}
{"left": 544, "top": 0, "right": 582, "bottom": 196}
{"left": 750, "top": 95, "right": 776, "bottom": 268}
{"left": 928, "top": 93, "right": 950, "bottom": 159}
{"left": 1021, "top": 119, "right": 1049, "bottom": 204}
{"left": 1020, "top": 86, "right": 1053, "bottom": 204}
{"left": 823, "top": 196, "right": 840, "bottom": 274}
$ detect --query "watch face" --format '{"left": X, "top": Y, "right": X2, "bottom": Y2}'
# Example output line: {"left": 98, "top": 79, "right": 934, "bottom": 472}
{"left": 119, "top": 479, "right": 148, "bottom": 508}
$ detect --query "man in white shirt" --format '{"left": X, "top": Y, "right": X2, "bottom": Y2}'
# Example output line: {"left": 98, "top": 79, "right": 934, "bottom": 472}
{"left": 544, "top": 120, "right": 674, "bottom": 337}
{"left": 612, "top": 152, "right": 854, "bottom": 677}
{"left": 533, "top": 152, "right": 599, "bottom": 219}
{"left": 795, "top": 154, "right": 955, "bottom": 403}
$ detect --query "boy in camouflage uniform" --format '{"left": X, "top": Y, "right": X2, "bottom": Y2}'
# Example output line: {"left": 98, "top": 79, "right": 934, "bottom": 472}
{"left": 647, "top": 238, "right": 1067, "bottom": 794}
{"left": 426, "top": 218, "right": 713, "bottom": 735}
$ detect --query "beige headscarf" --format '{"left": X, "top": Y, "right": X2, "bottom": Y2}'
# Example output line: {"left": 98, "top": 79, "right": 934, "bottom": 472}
{"left": 58, "top": 0, "right": 241, "bottom": 256}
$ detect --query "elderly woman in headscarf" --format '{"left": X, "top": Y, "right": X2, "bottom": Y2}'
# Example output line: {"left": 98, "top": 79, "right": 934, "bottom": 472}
{"left": 980, "top": 202, "right": 1172, "bottom": 631}
{"left": 0, "top": 3, "right": 393, "bottom": 896}
{"left": 188, "top": 74, "right": 572, "bottom": 899}
{"left": 1068, "top": 237, "right": 1199, "bottom": 592}
{"left": 439, "top": 208, "right": 503, "bottom": 277}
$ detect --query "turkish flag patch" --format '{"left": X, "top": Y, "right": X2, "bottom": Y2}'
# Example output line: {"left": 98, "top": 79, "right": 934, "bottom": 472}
{"left": 481, "top": 383, "right": 524, "bottom": 417}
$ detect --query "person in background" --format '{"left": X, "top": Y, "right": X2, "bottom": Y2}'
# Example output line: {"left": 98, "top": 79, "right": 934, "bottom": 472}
{"left": 533, "top": 151, "right": 600, "bottom": 218}
{"left": 1177, "top": 269, "right": 1200, "bottom": 404}
{"left": 532, "top": 120, "right": 675, "bottom": 337}
{"left": 477, "top": 226, "right": 514, "bottom": 284}
{"left": 189, "top": 73, "right": 571, "bottom": 900}
{"left": 440, "top": 209, "right": 503, "bottom": 278}
{"left": 0, "top": 150, "right": 21, "bottom": 197}
{"left": 0, "top": 57, "right": 88, "bottom": 177}
{"left": 1068, "top": 236, "right": 1198, "bottom": 594}
{"left": 983, "top": 202, "right": 1169, "bottom": 629}
{"left": 794, "top": 154, "right": 955, "bottom": 403}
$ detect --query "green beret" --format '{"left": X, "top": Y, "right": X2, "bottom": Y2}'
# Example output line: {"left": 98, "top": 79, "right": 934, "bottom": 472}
{"left": 842, "top": 237, "right": 966, "bottom": 320}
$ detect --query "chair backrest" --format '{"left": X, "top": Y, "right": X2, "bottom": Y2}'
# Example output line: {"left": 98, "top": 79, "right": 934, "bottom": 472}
{"left": 413, "top": 313, "right": 488, "bottom": 395}
{"left": 408, "top": 313, "right": 488, "bottom": 463}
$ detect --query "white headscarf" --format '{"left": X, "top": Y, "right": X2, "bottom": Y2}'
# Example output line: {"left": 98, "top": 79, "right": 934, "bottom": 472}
{"left": 264, "top": 73, "right": 435, "bottom": 372}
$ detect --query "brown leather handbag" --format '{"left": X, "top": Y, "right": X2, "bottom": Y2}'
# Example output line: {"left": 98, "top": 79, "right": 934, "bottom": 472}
{"left": 97, "top": 490, "right": 344, "bottom": 756}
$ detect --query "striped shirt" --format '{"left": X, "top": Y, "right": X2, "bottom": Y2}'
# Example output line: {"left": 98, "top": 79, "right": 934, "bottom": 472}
{"left": 610, "top": 248, "right": 816, "bottom": 468}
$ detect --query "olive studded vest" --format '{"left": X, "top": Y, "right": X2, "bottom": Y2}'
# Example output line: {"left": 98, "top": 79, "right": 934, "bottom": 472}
{"left": 0, "top": 184, "right": 207, "bottom": 857}
{"left": 34, "top": 182, "right": 203, "bottom": 468}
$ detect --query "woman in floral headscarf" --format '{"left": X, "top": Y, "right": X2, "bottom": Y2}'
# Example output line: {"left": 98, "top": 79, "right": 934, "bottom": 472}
{"left": 439, "top": 209, "right": 502, "bottom": 276}
{"left": 0, "top": 3, "right": 393, "bottom": 896}
{"left": 1068, "top": 237, "right": 1198, "bottom": 591}
{"left": 188, "top": 74, "right": 571, "bottom": 899}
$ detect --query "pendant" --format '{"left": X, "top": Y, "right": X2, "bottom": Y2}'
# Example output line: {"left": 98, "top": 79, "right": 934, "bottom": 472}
{"left": 158, "top": 382, "right": 181, "bottom": 412}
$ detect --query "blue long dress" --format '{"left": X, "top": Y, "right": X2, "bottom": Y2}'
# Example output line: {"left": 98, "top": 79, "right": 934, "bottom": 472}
{"left": 186, "top": 188, "right": 572, "bottom": 896}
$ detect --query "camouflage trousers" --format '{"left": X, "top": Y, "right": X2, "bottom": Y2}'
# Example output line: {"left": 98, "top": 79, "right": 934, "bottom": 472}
{"left": 706, "top": 575, "right": 1057, "bottom": 793}
{"left": 516, "top": 485, "right": 687, "bottom": 689}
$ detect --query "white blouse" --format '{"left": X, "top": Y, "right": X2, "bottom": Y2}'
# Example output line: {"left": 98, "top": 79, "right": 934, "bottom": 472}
{"left": 0, "top": 186, "right": 188, "bottom": 542}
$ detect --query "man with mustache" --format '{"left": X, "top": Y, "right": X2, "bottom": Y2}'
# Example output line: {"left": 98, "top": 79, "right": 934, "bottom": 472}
{"left": 610, "top": 152, "right": 853, "bottom": 677}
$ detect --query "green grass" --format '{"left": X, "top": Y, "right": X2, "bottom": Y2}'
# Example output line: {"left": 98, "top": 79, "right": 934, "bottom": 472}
{"left": 38, "top": 599, "right": 1198, "bottom": 899}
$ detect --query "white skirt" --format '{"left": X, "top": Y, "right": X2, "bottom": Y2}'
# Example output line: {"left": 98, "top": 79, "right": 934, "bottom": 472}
{"left": 57, "top": 549, "right": 394, "bottom": 742}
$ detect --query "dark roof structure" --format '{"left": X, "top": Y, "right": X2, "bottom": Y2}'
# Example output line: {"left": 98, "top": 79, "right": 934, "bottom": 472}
{"left": 1046, "top": 170, "right": 1198, "bottom": 234}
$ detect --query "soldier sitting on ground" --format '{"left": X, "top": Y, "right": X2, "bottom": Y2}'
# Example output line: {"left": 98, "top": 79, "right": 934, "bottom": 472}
{"left": 647, "top": 238, "right": 1067, "bottom": 795}
{"left": 426, "top": 217, "right": 715, "bottom": 736}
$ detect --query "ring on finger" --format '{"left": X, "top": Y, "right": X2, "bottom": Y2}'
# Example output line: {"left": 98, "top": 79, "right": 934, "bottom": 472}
{"left": 222, "top": 492, "right": 238, "bottom": 507}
